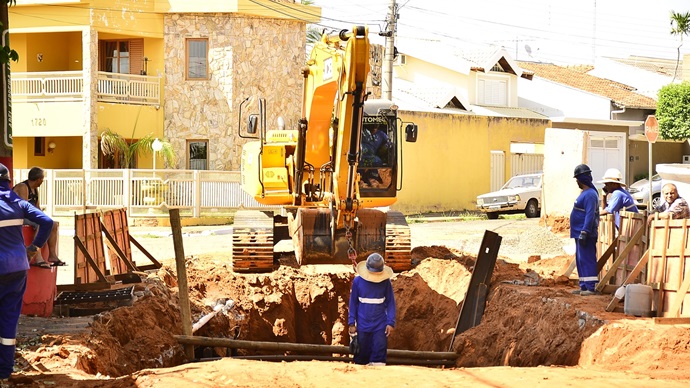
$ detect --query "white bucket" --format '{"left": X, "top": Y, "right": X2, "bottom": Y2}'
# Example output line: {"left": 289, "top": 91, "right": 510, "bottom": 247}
{"left": 624, "top": 284, "right": 653, "bottom": 317}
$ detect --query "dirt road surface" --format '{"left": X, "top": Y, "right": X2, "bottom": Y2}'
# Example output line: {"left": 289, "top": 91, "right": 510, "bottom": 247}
{"left": 9, "top": 217, "right": 688, "bottom": 387}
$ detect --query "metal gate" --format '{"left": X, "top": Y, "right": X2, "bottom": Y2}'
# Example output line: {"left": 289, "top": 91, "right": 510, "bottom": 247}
{"left": 490, "top": 151, "right": 505, "bottom": 191}
{"left": 511, "top": 153, "right": 543, "bottom": 177}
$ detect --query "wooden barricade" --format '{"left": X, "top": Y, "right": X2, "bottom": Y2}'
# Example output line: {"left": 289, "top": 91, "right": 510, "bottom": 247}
{"left": 70, "top": 208, "right": 162, "bottom": 290}
{"left": 647, "top": 218, "right": 690, "bottom": 317}
{"left": 596, "top": 211, "right": 647, "bottom": 293}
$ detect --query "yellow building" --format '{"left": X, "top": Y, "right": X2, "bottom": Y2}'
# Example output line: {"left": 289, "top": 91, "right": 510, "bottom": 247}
{"left": 8, "top": 0, "right": 319, "bottom": 170}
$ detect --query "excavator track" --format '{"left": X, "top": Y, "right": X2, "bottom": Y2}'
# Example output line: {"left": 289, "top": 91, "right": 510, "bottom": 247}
{"left": 384, "top": 211, "right": 412, "bottom": 272}
{"left": 232, "top": 210, "right": 274, "bottom": 273}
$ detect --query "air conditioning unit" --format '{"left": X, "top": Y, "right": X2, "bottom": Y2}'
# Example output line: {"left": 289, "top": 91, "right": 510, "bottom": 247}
{"left": 394, "top": 54, "right": 407, "bottom": 66}
{"left": 684, "top": 155, "right": 690, "bottom": 164}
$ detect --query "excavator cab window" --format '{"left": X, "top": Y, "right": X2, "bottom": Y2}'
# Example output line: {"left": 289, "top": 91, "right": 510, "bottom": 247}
{"left": 359, "top": 120, "right": 394, "bottom": 190}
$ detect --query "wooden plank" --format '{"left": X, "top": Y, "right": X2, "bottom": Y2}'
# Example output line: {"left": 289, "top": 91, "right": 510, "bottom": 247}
{"left": 101, "top": 222, "right": 138, "bottom": 273}
{"left": 596, "top": 225, "right": 644, "bottom": 292}
{"left": 129, "top": 235, "right": 163, "bottom": 269}
{"left": 74, "top": 236, "right": 108, "bottom": 283}
{"left": 170, "top": 208, "right": 194, "bottom": 360}
{"left": 597, "top": 237, "right": 618, "bottom": 273}
{"left": 653, "top": 317, "right": 690, "bottom": 325}
{"left": 562, "top": 258, "right": 577, "bottom": 278}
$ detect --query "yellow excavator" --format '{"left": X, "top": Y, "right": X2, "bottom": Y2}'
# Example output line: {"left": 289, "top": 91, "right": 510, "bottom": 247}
{"left": 233, "top": 26, "right": 418, "bottom": 272}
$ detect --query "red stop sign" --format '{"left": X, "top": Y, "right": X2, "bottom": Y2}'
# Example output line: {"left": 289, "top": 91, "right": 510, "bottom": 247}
{"left": 645, "top": 115, "right": 659, "bottom": 143}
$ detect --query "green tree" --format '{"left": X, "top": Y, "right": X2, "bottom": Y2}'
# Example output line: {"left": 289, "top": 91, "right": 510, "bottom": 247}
{"left": 670, "top": 10, "right": 690, "bottom": 83}
{"left": 657, "top": 82, "right": 690, "bottom": 140}
{"left": 100, "top": 129, "right": 176, "bottom": 169}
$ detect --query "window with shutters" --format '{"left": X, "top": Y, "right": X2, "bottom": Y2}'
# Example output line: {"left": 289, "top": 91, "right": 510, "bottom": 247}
{"left": 477, "top": 77, "right": 508, "bottom": 106}
{"left": 186, "top": 39, "right": 209, "bottom": 80}
{"left": 99, "top": 39, "right": 144, "bottom": 75}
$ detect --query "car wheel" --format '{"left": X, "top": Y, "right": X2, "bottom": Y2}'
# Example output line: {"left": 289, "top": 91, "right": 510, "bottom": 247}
{"left": 525, "top": 199, "right": 540, "bottom": 218}
{"left": 486, "top": 212, "right": 499, "bottom": 220}
{"left": 651, "top": 194, "right": 662, "bottom": 210}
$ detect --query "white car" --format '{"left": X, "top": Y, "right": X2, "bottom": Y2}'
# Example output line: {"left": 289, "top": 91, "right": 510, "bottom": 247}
{"left": 628, "top": 174, "right": 662, "bottom": 210}
{"left": 476, "top": 173, "right": 542, "bottom": 219}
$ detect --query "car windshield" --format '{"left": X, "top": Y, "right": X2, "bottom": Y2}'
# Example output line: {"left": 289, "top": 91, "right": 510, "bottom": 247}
{"left": 502, "top": 175, "right": 541, "bottom": 189}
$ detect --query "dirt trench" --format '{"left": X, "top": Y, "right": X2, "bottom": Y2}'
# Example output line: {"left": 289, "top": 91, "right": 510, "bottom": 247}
{"left": 17, "top": 244, "right": 618, "bottom": 379}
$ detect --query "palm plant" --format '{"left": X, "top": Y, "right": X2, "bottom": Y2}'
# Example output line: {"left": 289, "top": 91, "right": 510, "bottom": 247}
{"left": 670, "top": 10, "right": 690, "bottom": 83}
{"left": 100, "top": 129, "right": 177, "bottom": 169}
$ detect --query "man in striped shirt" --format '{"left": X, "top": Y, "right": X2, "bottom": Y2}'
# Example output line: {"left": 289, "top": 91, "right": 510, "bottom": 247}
{"left": 348, "top": 253, "right": 396, "bottom": 366}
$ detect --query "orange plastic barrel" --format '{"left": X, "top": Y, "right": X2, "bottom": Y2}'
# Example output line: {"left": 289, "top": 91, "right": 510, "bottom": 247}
{"left": 21, "top": 225, "right": 57, "bottom": 317}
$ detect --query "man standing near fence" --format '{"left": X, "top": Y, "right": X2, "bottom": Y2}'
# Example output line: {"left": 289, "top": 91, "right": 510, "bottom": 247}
{"left": 0, "top": 163, "right": 53, "bottom": 384}
{"left": 570, "top": 164, "right": 600, "bottom": 296}
{"left": 12, "top": 167, "right": 64, "bottom": 267}
{"left": 599, "top": 168, "right": 638, "bottom": 229}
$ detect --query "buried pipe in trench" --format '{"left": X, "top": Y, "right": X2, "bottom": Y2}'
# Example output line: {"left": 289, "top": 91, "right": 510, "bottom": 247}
{"left": 176, "top": 335, "right": 459, "bottom": 361}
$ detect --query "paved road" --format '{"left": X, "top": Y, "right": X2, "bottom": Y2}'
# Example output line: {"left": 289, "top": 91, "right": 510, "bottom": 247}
{"left": 55, "top": 217, "right": 549, "bottom": 285}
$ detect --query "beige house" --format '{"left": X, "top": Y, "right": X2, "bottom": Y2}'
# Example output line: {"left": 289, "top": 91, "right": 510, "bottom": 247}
{"left": 384, "top": 41, "right": 550, "bottom": 213}
{"left": 8, "top": 0, "right": 320, "bottom": 171}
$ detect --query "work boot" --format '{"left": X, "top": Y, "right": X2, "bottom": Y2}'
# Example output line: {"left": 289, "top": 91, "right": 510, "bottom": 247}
{"left": 580, "top": 290, "right": 601, "bottom": 296}
{"left": 571, "top": 289, "right": 584, "bottom": 295}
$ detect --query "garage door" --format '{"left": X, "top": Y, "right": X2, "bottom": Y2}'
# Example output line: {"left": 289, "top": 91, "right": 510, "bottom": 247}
{"left": 490, "top": 150, "right": 505, "bottom": 191}
{"left": 588, "top": 133, "right": 626, "bottom": 189}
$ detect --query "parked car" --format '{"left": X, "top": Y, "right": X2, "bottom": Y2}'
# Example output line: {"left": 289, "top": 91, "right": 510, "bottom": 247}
{"left": 628, "top": 174, "right": 662, "bottom": 210}
{"left": 476, "top": 173, "right": 542, "bottom": 219}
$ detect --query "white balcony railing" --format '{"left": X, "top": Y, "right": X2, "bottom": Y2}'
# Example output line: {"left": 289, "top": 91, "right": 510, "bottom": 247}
{"left": 11, "top": 71, "right": 161, "bottom": 106}
{"left": 12, "top": 169, "right": 270, "bottom": 218}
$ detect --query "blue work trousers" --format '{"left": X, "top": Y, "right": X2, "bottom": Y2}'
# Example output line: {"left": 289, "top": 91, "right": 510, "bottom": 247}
{"left": 0, "top": 270, "right": 27, "bottom": 379}
{"left": 575, "top": 237, "right": 598, "bottom": 291}
{"left": 354, "top": 329, "right": 388, "bottom": 365}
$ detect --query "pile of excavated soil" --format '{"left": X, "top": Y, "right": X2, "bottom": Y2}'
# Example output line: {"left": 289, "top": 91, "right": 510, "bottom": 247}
{"left": 13, "top": 226, "right": 690, "bottom": 385}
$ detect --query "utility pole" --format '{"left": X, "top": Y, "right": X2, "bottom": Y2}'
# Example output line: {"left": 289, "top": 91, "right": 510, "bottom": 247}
{"left": 381, "top": 0, "right": 397, "bottom": 101}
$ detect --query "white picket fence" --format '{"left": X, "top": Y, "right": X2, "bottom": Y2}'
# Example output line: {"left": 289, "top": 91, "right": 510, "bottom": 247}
{"left": 12, "top": 169, "right": 268, "bottom": 218}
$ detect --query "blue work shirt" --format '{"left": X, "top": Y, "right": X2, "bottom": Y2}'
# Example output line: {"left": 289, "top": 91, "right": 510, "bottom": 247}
{"left": 605, "top": 188, "right": 639, "bottom": 228}
{"left": 570, "top": 187, "right": 599, "bottom": 239}
{"left": 0, "top": 184, "right": 53, "bottom": 275}
{"left": 348, "top": 276, "right": 396, "bottom": 333}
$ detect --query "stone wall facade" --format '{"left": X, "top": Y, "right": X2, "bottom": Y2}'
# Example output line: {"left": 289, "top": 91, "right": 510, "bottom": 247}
{"left": 163, "top": 14, "right": 305, "bottom": 170}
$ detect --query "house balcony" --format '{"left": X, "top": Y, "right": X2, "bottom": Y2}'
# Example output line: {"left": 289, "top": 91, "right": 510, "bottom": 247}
{"left": 11, "top": 71, "right": 162, "bottom": 137}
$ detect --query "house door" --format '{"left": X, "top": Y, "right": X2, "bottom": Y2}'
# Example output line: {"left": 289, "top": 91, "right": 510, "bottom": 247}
{"left": 588, "top": 132, "right": 626, "bottom": 189}
{"left": 490, "top": 150, "right": 505, "bottom": 191}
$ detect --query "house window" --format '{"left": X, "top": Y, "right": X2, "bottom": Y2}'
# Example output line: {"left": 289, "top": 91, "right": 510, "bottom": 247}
{"left": 477, "top": 78, "right": 508, "bottom": 106}
{"left": 99, "top": 39, "right": 144, "bottom": 75}
{"left": 103, "top": 41, "right": 130, "bottom": 74}
{"left": 186, "top": 39, "right": 209, "bottom": 80}
{"left": 188, "top": 140, "right": 208, "bottom": 170}
{"left": 34, "top": 137, "right": 45, "bottom": 156}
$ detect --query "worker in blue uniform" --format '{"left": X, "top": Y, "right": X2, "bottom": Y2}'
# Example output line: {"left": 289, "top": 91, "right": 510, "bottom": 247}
{"left": 0, "top": 163, "right": 53, "bottom": 382}
{"left": 570, "top": 164, "right": 600, "bottom": 296}
{"left": 598, "top": 167, "right": 638, "bottom": 229}
{"left": 348, "top": 253, "right": 396, "bottom": 365}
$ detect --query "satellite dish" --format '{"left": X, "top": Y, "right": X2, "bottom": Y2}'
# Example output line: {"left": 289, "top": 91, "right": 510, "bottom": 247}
{"left": 525, "top": 44, "right": 532, "bottom": 55}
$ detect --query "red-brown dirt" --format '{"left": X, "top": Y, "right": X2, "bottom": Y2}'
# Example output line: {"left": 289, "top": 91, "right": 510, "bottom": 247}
{"left": 10, "top": 225, "right": 690, "bottom": 387}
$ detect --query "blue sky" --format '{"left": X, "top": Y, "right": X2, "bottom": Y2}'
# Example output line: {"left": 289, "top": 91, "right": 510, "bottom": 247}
{"left": 310, "top": 0, "right": 690, "bottom": 65}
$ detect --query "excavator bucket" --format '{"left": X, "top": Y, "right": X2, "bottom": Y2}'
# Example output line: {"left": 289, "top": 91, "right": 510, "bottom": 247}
{"left": 289, "top": 208, "right": 411, "bottom": 271}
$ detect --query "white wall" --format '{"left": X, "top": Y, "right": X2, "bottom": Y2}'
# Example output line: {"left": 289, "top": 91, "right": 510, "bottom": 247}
{"left": 589, "top": 57, "right": 672, "bottom": 99}
{"left": 543, "top": 128, "right": 588, "bottom": 218}
{"left": 518, "top": 77, "right": 612, "bottom": 120}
